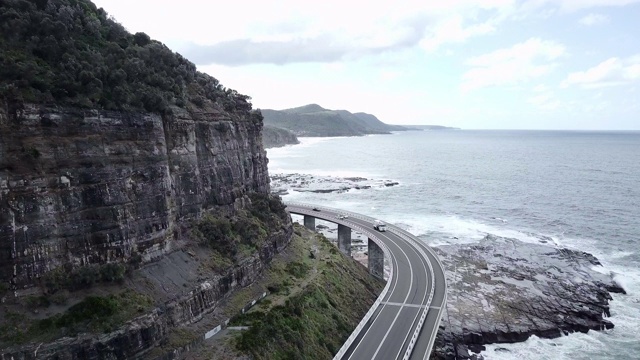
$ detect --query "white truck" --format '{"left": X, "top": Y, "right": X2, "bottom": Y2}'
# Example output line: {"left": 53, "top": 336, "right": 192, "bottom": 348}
{"left": 373, "top": 220, "right": 387, "bottom": 232}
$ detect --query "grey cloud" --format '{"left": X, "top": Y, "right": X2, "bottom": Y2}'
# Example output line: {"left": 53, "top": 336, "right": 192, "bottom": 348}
{"left": 182, "top": 17, "right": 431, "bottom": 66}
{"left": 182, "top": 37, "right": 350, "bottom": 66}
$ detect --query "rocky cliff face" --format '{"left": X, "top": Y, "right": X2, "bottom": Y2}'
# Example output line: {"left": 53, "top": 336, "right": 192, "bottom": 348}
{"left": 0, "top": 102, "right": 271, "bottom": 294}
{"left": 0, "top": 224, "right": 292, "bottom": 360}
{"left": 262, "top": 125, "right": 299, "bottom": 149}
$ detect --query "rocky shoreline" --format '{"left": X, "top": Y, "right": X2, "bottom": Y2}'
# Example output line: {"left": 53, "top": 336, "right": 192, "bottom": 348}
{"left": 276, "top": 175, "right": 627, "bottom": 359}
{"left": 430, "top": 234, "right": 625, "bottom": 359}
{"left": 270, "top": 173, "right": 399, "bottom": 196}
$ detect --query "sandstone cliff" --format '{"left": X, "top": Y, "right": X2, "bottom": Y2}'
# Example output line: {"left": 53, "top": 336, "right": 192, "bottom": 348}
{"left": 0, "top": 1, "right": 296, "bottom": 357}
{"left": 0, "top": 102, "right": 274, "bottom": 293}
{"left": 0, "top": 101, "right": 296, "bottom": 359}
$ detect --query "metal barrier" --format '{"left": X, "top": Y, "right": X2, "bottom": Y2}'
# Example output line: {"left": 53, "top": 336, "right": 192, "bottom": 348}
{"left": 284, "top": 204, "right": 395, "bottom": 360}
{"left": 285, "top": 202, "right": 443, "bottom": 360}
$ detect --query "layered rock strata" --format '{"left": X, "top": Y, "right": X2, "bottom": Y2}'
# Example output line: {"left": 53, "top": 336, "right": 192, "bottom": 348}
{"left": 0, "top": 103, "right": 271, "bottom": 294}
{"left": 0, "top": 225, "right": 292, "bottom": 360}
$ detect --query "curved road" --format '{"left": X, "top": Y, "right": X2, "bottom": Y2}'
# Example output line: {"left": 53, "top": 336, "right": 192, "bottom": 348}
{"left": 286, "top": 203, "right": 447, "bottom": 360}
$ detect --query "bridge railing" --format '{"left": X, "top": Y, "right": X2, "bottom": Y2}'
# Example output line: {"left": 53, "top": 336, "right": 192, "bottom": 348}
{"left": 284, "top": 203, "right": 395, "bottom": 360}
{"left": 285, "top": 202, "right": 446, "bottom": 360}
{"left": 389, "top": 224, "right": 448, "bottom": 360}
{"left": 391, "top": 229, "right": 434, "bottom": 360}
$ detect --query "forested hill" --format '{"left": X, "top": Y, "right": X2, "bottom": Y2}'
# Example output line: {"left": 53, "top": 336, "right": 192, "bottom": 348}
{"left": 261, "top": 104, "right": 407, "bottom": 137}
{"left": 0, "top": 0, "right": 252, "bottom": 115}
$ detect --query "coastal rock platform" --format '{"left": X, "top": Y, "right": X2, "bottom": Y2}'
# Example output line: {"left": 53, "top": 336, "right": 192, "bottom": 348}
{"left": 430, "top": 235, "right": 625, "bottom": 359}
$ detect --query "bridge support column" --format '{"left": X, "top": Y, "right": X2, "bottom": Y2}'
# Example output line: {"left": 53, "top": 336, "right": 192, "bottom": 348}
{"left": 368, "top": 238, "right": 384, "bottom": 280}
{"left": 337, "top": 224, "right": 351, "bottom": 257}
{"left": 303, "top": 215, "right": 315, "bottom": 230}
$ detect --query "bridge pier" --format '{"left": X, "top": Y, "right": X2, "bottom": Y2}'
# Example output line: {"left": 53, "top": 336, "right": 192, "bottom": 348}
{"left": 337, "top": 224, "right": 351, "bottom": 256}
{"left": 368, "top": 238, "right": 384, "bottom": 280}
{"left": 303, "top": 215, "right": 315, "bottom": 230}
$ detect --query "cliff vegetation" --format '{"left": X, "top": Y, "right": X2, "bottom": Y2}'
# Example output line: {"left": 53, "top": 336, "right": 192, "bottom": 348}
{"left": 262, "top": 125, "right": 300, "bottom": 148}
{"left": 261, "top": 104, "right": 407, "bottom": 137}
{"left": 184, "top": 224, "right": 384, "bottom": 360}
{"left": 0, "top": 0, "right": 296, "bottom": 358}
{"left": 0, "top": 0, "right": 252, "bottom": 114}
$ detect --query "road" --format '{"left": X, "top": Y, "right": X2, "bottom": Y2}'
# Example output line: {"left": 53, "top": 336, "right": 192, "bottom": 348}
{"left": 285, "top": 203, "right": 447, "bottom": 360}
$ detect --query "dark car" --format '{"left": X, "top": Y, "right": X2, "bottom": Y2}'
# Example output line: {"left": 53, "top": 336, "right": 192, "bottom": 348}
{"left": 312, "top": 207, "right": 321, "bottom": 211}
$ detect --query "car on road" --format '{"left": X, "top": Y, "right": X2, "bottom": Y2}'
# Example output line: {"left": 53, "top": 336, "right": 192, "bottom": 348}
{"left": 373, "top": 220, "right": 387, "bottom": 232}
{"left": 338, "top": 214, "right": 349, "bottom": 219}
{"left": 312, "top": 207, "right": 321, "bottom": 211}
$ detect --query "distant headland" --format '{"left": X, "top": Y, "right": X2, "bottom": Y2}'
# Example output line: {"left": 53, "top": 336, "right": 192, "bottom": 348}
{"left": 261, "top": 104, "right": 457, "bottom": 148}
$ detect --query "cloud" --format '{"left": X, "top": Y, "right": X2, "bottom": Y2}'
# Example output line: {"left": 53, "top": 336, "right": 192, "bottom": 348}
{"left": 578, "top": 13, "right": 609, "bottom": 25}
{"left": 419, "top": 15, "right": 496, "bottom": 52}
{"left": 181, "top": 9, "right": 502, "bottom": 66}
{"left": 461, "top": 38, "right": 566, "bottom": 92}
{"left": 180, "top": 25, "right": 430, "bottom": 66}
{"left": 523, "top": 0, "right": 640, "bottom": 12}
{"left": 532, "top": 84, "right": 549, "bottom": 92}
{"left": 561, "top": 56, "right": 640, "bottom": 88}
{"left": 528, "top": 93, "right": 561, "bottom": 110}
{"left": 181, "top": 38, "right": 350, "bottom": 66}
{"left": 95, "top": 0, "right": 521, "bottom": 66}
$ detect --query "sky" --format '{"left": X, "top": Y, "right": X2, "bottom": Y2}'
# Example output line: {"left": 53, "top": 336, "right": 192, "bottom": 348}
{"left": 91, "top": 0, "right": 640, "bottom": 129}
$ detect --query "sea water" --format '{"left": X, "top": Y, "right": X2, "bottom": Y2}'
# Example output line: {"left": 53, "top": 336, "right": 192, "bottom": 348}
{"left": 266, "top": 130, "right": 640, "bottom": 360}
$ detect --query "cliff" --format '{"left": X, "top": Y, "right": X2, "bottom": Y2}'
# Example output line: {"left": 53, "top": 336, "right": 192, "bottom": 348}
{"left": 0, "top": 98, "right": 298, "bottom": 360}
{"left": 0, "top": 0, "right": 295, "bottom": 357}
{"left": 0, "top": 102, "right": 273, "bottom": 292}
{"left": 262, "top": 125, "right": 299, "bottom": 148}
{"left": 261, "top": 104, "right": 406, "bottom": 137}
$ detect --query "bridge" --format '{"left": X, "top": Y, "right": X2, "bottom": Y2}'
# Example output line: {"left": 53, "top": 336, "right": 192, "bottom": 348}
{"left": 285, "top": 203, "right": 447, "bottom": 360}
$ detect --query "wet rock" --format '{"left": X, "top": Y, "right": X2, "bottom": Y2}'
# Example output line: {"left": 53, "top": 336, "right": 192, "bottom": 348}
{"left": 430, "top": 234, "right": 625, "bottom": 359}
{"left": 269, "top": 173, "right": 399, "bottom": 195}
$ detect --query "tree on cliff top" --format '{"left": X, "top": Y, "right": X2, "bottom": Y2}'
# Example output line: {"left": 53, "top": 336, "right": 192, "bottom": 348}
{"left": 0, "top": 0, "right": 254, "bottom": 115}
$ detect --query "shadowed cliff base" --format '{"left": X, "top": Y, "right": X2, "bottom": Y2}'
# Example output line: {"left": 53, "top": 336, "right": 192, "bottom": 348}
{"left": 0, "top": 194, "right": 293, "bottom": 358}
{"left": 163, "top": 223, "right": 384, "bottom": 359}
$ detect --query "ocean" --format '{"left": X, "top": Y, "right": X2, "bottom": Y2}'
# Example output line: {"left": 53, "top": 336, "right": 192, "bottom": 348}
{"left": 266, "top": 130, "right": 640, "bottom": 360}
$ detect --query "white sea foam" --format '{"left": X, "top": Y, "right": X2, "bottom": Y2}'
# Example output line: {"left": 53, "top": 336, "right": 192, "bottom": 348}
{"left": 270, "top": 168, "right": 376, "bottom": 178}
{"left": 385, "top": 213, "right": 557, "bottom": 247}
{"left": 480, "top": 237, "right": 640, "bottom": 360}
{"left": 269, "top": 129, "right": 640, "bottom": 359}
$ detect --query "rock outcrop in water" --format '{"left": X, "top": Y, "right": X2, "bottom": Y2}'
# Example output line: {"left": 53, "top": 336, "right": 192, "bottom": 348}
{"left": 270, "top": 173, "right": 400, "bottom": 196}
{"left": 430, "top": 235, "right": 625, "bottom": 359}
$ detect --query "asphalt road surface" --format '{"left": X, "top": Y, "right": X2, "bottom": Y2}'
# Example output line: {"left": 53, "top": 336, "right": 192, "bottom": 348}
{"left": 286, "top": 203, "right": 447, "bottom": 360}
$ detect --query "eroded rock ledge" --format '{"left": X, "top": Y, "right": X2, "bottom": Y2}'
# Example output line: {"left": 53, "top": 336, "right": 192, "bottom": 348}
{"left": 270, "top": 173, "right": 399, "bottom": 196}
{"left": 430, "top": 235, "right": 625, "bottom": 359}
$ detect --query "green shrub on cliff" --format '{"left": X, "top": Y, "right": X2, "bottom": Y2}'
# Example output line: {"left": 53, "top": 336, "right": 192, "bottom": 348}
{"left": 1, "top": 290, "right": 152, "bottom": 345}
{"left": 231, "top": 227, "right": 384, "bottom": 360}
{"left": 35, "top": 291, "right": 152, "bottom": 334}
{"left": 191, "top": 193, "right": 288, "bottom": 264}
{"left": 42, "top": 262, "right": 127, "bottom": 293}
{"left": 0, "top": 0, "right": 254, "bottom": 115}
